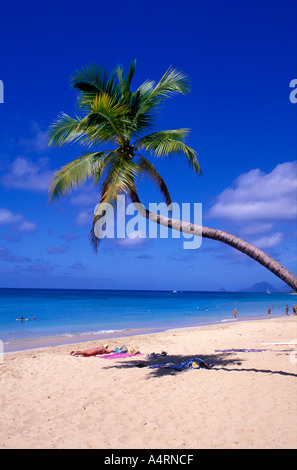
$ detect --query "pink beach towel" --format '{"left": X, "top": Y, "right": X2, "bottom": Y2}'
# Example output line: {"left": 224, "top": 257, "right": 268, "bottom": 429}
{"left": 99, "top": 352, "right": 143, "bottom": 359}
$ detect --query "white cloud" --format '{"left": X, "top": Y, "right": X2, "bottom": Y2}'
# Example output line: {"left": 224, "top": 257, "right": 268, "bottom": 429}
{"left": 207, "top": 161, "right": 297, "bottom": 222}
{"left": 70, "top": 262, "right": 86, "bottom": 270}
{"left": 127, "top": 230, "right": 146, "bottom": 239}
{"left": 0, "top": 208, "right": 23, "bottom": 225}
{"left": 251, "top": 232, "right": 284, "bottom": 249}
{"left": 19, "top": 121, "right": 48, "bottom": 153}
{"left": 75, "top": 209, "right": 92, "bottom": 226}
{"left": 1, "top": 157, "right": 53, "bottom": 192}
{"left": 18, "top": 220, "right": 37, "bottom": 233}
{"left": 70, "top": 185, "right": 98, "bottom": 206}
{"left": 60, "top": 233, "right": 78, "bottom": 241}
{"left": 0, "top": 246, "right": 31, "bottom": 263}
{"left": 0, "top": 208, "right": 36, "bottom": 232}
{"left": 25, "top": 263, "right": 53, "bottom": 274}
{"left": 240, "top": 222, "right": 274, "bottom": 235}
{"left": 47, "top": 245, "right": 69, "bottom": 254}
{"left": 116, "top": 230, "right": 148, "bottom": 249}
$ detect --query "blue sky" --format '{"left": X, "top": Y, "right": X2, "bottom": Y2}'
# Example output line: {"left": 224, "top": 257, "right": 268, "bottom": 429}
{"left": 0, "top": 0, "right": 296, "bottom": 291}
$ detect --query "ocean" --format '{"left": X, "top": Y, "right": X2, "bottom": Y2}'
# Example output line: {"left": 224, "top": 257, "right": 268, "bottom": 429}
{"left": 0, "top": 288, "right": 295, "bottom": 352}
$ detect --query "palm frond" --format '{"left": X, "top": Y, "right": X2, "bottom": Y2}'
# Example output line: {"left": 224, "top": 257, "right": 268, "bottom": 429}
{"left": 134, "top": 129, "right": 201, "bottom": 174}
{"left": 116, "top": 59, "right": 136, "bottom": 96}
{"left": 89, "top": 155, "right": 140, "bottom": 251}
{"left": 48, "top": 151, "right": 108, "bottom": 201}
{"left": 151, "top": 67, "right": 190, "bottom": 100}
{"left": 125, "top": 89, "right": 155, "bottom": 137}
{"left": 100, "top": 155, "right": 140, "bottom": 204}
{"left": 78, "top": 121, "right": 118, "bottom": 146}
{"left": 128, "top": 68, "right": 189, "bottom": 134}
{"left": 87, "top": 93, "right": 131, "bottom": 143}
{"left": 91, "top": 93, "right": 130, "bottom": 118}
{"left": 137, "top": 156, "right": 172, "bottom": 206}
{"left": 71, "top": 64, "right": 120, "bottom": 95}
{"left": 135, "top": 68, "right": 190, "bottom": 116}
{"left": 47, "top": 113, "right": 84, "bottom": 147}
{"left": 125, "top": 60, "right": 137, "bottom": 90}
{"left": 71, "top": 64, "right": 121, "bottom": 111}
{"left": 127, "top": 81, "right": 159, "bottom": 135}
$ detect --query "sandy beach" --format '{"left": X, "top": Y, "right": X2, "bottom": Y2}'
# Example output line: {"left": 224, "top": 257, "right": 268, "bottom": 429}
{"left": 0, "top": 316, "right": 296, "bottom": 449}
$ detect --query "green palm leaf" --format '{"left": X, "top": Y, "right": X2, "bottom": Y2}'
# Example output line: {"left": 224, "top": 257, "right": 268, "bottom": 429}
{"left": 116, "top": 60, "right": 136, "bottom": 96}
{"left": 127, "top": 68, "right": 190, "bottom": 136}
{"left": 137, "top": 156, "right": 172, "bottom": 206}
{"left": 71, "top": 64, "right": 121, "bottom": 111}
{"left": 91, "top": 93, "right": 130, "bottom": 117}
{"left": 151, "top": 67, "right": 190, "bottom": 100}
{"left": 88, "top": 93, "right": 131, "bottom": 142}
{"left": 48, "top": 151, "right": 108, "bottom": 201}
{"left": 90, "top": 155, "right": 140, "bottom": 250}
{"left": 47, "top": 113, "right": 84, "bottom": 147}
{"left": 134, "top": 129, "right": 201, "bottom": 174}
{"left": 100, "top": 154, "right": 140, "bottom": 204}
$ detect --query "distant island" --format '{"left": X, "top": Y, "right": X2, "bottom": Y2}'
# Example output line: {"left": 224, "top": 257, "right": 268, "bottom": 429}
{"left": 239, "top": 281, "right": 291, "bottom": 293}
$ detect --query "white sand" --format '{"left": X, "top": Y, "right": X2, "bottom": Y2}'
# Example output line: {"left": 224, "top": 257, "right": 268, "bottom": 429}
{"left": 0, "top": 316, "right": 296, "bottom": 449}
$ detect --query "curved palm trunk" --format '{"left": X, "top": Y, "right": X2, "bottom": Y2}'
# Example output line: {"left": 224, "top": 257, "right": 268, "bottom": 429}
{"left": 131, "top": 192, "right": 297, "bottom": 292}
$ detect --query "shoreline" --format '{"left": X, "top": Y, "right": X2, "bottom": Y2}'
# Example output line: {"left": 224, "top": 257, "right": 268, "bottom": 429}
{"left": 3, "top": 313, "right": 287, "bottom": 354}
{"left": 2, "top": 288, "right": 295, "bottom": 354}
{"left": 1, "top": 316, "right": 296, "bottom": 449}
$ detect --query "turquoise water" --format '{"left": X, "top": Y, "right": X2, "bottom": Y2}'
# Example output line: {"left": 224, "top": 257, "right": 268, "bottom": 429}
{"left": 0, "top": 288, "right": 294, "bottom": 351}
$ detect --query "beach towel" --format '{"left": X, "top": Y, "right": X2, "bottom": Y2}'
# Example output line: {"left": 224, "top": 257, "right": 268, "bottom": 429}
{"left": 149, "top": 358, "right": 213, "bottom": 371}
{"left": 99, "top": 352, "right": 143, "bottom": 359}
{"left": 215, "top": 348, "right": 269, "bottom": 353}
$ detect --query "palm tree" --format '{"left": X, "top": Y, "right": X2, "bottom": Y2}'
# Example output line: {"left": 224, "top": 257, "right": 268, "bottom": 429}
{"left": 48, "top": 61, "right": 297, "bottom": 291}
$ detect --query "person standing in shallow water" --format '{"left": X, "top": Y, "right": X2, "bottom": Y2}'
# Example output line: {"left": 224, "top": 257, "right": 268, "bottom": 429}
{"left": 285, "top": 305, "right": 289, "bottom": 316}
{"left": 233, "top": 308, "right": 237, "bottom": 318}
{"left": 268, "top": 306, "right": 271, "bottom": 316}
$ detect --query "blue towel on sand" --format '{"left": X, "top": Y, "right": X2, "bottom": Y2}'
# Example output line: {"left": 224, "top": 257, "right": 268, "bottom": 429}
{"left": 149, "top": 358, "right": 213, "bottom": 371}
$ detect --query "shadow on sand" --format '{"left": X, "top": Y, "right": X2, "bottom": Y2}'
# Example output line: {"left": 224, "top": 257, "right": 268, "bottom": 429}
{"left": 100, "top": 351, "right": 297, "bottom": 379}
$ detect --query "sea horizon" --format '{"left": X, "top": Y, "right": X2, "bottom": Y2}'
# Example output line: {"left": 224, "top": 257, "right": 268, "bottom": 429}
{"left": 0, "top": 284, "right": 292, "bottom": 292}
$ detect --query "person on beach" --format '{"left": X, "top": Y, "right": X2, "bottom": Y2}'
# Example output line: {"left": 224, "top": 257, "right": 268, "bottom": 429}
{"left": 70, "top": 344, "right": 113, "bottom": 357}
{"left": 285, "top": 305, "right": 289, "bottom": 316}
{"left": 268, "top": 306, "right": 271, "bottom": 316}
{"left": 233, "top": 308, "right": 237, "bottom": 318}
{"left": 293, "top": 305, "right": 297, "bottom": 315}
